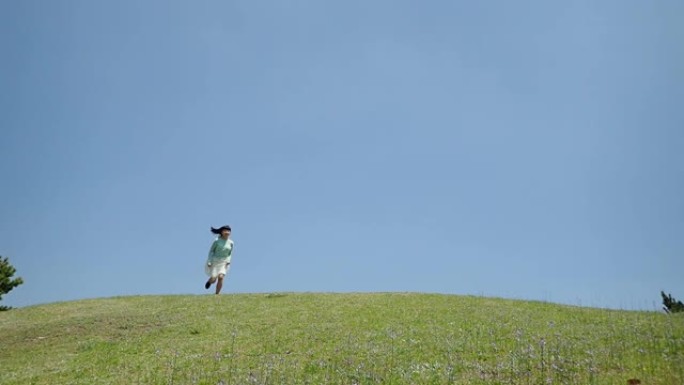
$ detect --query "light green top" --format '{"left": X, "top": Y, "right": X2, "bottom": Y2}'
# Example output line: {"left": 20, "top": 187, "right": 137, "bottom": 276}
{"left": 208, "top": 238, "right": 234, "bottom": 263}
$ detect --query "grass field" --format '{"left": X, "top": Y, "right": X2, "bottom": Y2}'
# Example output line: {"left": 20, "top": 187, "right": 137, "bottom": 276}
{"left": 1, "top": 293, "right": 682, "bottom": 385}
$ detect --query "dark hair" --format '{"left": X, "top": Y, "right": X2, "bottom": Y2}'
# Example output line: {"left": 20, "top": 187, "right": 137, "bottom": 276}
{"left": 210, "top": 225, "right": 231, "bottom": 235}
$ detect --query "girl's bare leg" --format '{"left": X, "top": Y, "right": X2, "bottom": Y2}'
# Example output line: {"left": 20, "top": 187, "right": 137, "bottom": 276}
{"left": 215, "top": 274, "right": 224, "bottom": 295}
{"left": 205, "top": 276, "right": 217, "bottom": 289}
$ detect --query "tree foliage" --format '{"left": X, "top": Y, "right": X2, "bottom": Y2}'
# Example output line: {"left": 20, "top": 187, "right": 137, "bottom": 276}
{"left": 661, "top": 291, "right": 684, "bottom": 314}
{"left": 0, "top": 256, "right": 24, "bottom": 311}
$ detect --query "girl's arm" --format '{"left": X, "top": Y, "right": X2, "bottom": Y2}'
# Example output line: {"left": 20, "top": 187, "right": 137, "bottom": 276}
{"left": 207, "top": 240, "right": 218, "bottom": 261}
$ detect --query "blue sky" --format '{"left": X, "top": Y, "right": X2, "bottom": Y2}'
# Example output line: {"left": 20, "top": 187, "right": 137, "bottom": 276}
{"left": 1, "top": 1, "right": 682, "bottom": 310}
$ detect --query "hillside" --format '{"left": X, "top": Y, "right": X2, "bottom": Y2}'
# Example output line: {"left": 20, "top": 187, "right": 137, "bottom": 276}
{"left": 1, "top": 293, "right": 682, "bottom": 385}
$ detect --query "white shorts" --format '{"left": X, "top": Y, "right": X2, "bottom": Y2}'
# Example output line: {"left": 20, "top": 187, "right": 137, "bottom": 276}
{"left": 205, "top": 260, "right": 230, "bottom": 278}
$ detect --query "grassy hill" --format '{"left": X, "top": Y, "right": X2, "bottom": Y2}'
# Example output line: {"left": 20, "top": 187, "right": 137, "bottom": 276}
{"left": 1, "top": 293, "right": 682, "bottom": 385}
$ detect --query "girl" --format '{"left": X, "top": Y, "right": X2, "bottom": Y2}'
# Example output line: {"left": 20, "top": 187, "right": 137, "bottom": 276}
{"left": 205, "top": 225, "right": 234, "bottom": 295}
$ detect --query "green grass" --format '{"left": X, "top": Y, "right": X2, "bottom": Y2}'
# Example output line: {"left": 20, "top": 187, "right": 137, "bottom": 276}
{"left": 1, "top": 293, "right": 682, "bottom": 385}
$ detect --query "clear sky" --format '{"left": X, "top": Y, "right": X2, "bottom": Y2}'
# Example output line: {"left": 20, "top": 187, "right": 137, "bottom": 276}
{"left": 1, "top": 1, "right": 682, "bottom": 310}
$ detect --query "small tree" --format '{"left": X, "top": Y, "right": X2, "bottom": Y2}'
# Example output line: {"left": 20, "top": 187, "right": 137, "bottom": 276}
{"left": 661, "top": 291, "right": 684, "bottom": 314}
{"left": 0, "top": 256, "right": 24, "bottom": 311}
